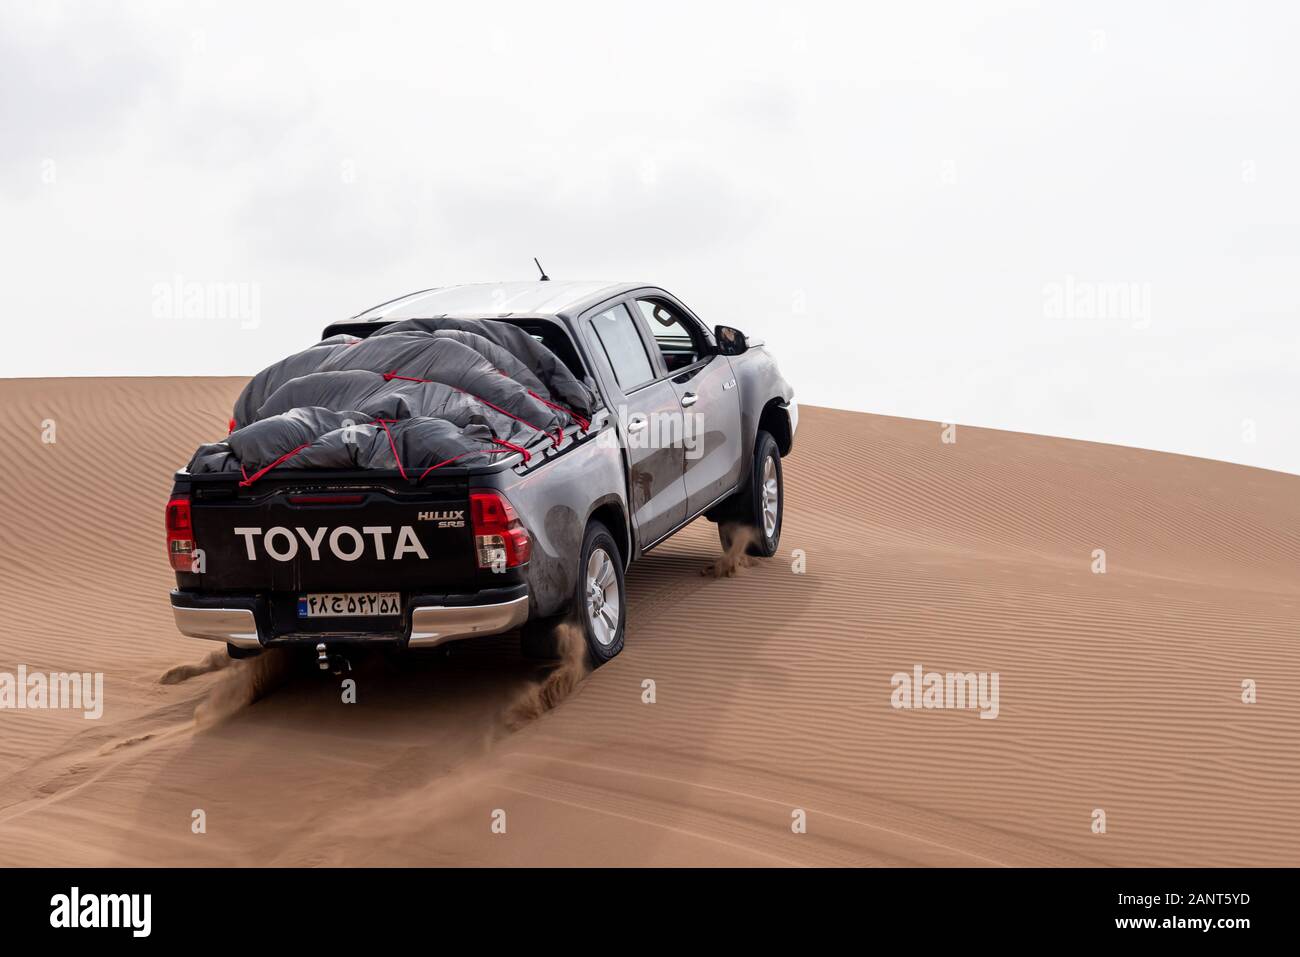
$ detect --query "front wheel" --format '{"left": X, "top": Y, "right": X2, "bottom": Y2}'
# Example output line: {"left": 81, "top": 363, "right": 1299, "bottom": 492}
{"left": 717, "top": 429, "right": 783, "bottom": 557}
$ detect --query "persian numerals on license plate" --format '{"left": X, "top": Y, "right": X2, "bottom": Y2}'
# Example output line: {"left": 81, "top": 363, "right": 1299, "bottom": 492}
{"left": 297, "top": 592, "right": 402, "bottom": 618}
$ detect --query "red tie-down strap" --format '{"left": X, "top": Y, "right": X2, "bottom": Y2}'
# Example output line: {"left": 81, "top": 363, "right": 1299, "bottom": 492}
{"left": 375, "top": 416, "right": 533, "bottom": 482}
{"left": 374, "top": 418, "right": 407, "bottom": 480}
{"left": 525, "top": 389, "right": 589, "bottom": 431}
{"left": 386, "top": 371, "right": 565, "bottom": 447}
{"left": 239, "top": 444, "right": 310, "bottom": 487}
{"left": 237, "top": 414, "right": 390, "bottom": 487}
{"left": 490, "top": 437, "right": 532, "bottom": 462}
{"left": 235, "top": 413, "right": 387, "bottom": 487}
{"left": 415, "top": 438, "right": 530, "bottom": 482}
{"left": 234, "top": 417, "right": 537, "bottom": 487}
{"left": 490, "top": 370, "right": 591, "bottom": 432}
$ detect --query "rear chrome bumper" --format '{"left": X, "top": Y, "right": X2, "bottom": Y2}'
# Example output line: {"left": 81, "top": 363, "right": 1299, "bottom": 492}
{"left": 408, "top": 595, "right": 530, "bottom": 648}
{"left": 171, "top": 605, "right": 262, "bottom": 649}
{"left": 170, "top": 592, "right": 530, "bottom": 650}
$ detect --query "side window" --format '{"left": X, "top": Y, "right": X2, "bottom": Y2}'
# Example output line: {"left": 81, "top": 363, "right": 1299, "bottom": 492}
{"left": 636, "top": 299, "right": 702, "bottom": 373}
{"left": 590, "top": 304, "right": 655, "bottom": 391}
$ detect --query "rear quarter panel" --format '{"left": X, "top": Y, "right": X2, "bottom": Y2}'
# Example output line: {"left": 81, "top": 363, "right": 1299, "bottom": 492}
{"left": 499, "top": 428, "right": 628, "bottom": 618}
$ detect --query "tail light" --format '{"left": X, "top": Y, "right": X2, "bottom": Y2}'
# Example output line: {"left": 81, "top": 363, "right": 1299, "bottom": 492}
{"left": 165, "top": 496, "right": 196, "bottom": 572}
{"left": 469, "top": 490, "right": 530, "bottom": 571}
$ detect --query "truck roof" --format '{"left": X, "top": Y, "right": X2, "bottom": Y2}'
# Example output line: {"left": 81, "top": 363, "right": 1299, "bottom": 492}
{"left": 351, "top": 281, "right": 649, "bottom": 322}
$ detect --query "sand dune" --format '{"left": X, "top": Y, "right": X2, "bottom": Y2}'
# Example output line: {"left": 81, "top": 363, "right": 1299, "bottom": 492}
{"left": 0, "top": 377, "right": 1297, "bottom": 866}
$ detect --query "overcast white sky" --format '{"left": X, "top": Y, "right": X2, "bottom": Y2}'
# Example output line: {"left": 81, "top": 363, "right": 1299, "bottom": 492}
{"left": 3, "top": 0, "right": 1297, "bottom": 473}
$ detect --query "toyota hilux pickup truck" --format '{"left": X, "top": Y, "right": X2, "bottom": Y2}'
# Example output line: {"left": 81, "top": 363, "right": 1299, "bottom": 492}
{"left": 166, "top": 281, "right": 796, "bottom": 667}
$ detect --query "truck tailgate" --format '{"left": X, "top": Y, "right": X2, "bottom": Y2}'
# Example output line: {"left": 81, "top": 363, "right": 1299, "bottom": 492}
{"left": 189, "top": 476, "right": 475, "bottom": 593}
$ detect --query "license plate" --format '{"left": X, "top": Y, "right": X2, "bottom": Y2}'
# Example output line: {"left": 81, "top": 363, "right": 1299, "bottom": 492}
{"left": 297, "top": 592, "right": 402, "bottom": 618}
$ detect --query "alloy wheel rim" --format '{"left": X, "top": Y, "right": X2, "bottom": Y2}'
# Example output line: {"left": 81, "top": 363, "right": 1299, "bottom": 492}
{"left": 585, "top": 547, "right": 620, "bottom": 647}
{"left": 761, "top": 456, "right": 779, "bottom": 538}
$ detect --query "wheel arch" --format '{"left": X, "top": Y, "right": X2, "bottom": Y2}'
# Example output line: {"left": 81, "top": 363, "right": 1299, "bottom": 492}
{"left": 758, "top": 397, "right": 794, "bottom": 456}
{"left": 586, "top": 497, "right": 631, "bottom": 569}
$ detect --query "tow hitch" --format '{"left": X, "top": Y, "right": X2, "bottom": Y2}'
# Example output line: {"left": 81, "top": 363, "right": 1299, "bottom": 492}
{"left": 315, "top": 642, "right": 352, "bottom": 675}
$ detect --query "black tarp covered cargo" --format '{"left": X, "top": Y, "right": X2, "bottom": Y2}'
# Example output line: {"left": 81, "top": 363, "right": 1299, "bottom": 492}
{"left": 189, "top": 318, "right": 594, "bottom": 484}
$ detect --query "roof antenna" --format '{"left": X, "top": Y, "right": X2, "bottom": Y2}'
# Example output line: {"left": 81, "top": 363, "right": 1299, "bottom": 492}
{"left": 533, "top": 257, "right": 550, "bottom": 281}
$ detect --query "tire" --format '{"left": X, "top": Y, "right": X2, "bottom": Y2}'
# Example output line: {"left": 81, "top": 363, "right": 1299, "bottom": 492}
{"left": 577, "top": 522, "right": 626, "bottom": 665}
{"left": 226, "top": 643, "right": 262, "bottom": 660}
{"left": 519, "top": 521, "right": 626, "bottom": 666}
{"left": 716, "top": 429, "right": 783, "bottom": 558}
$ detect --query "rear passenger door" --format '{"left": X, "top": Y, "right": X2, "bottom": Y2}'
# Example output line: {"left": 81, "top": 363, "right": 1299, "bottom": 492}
{"left": 633, "top": 296, "right": 744, "bottom": 516}
{"left": 584, "top": 302, "right": 688, "bottom": 546}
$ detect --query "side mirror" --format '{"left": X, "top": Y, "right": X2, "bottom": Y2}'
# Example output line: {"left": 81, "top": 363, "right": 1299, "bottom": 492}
{"left": 714, "top": 325, "right": 748, "bottom": 356}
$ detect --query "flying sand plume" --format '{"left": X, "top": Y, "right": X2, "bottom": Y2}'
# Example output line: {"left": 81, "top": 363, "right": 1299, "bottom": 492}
{"left": 501, "top": 621, "right": 589, "bottom": 733}
{"left": 159, "top": 650, "right": 288, "bottom": 729}
{"left": 703, "top": 523, "right": 760, "bottom": 578}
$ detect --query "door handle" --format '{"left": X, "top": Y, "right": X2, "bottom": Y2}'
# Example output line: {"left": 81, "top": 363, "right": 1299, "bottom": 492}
{"left": 627, "top": 416, "right": 648, "bottom": 433}
{"left": 681, "top": 392, "right": 698, "bottom": 407}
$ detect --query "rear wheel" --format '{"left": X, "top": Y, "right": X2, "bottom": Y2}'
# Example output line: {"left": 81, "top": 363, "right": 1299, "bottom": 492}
{"left": 226, "top": 643, "right": 262, "bottom": 660}
{"left": 522, "top": 521, "right": 625, "bottom": 665}
{"left": 716, "top": 430, "right": 783, "bottom": 557}
{"left": 580, "top": 526, "right": 625, "bottom": 665}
